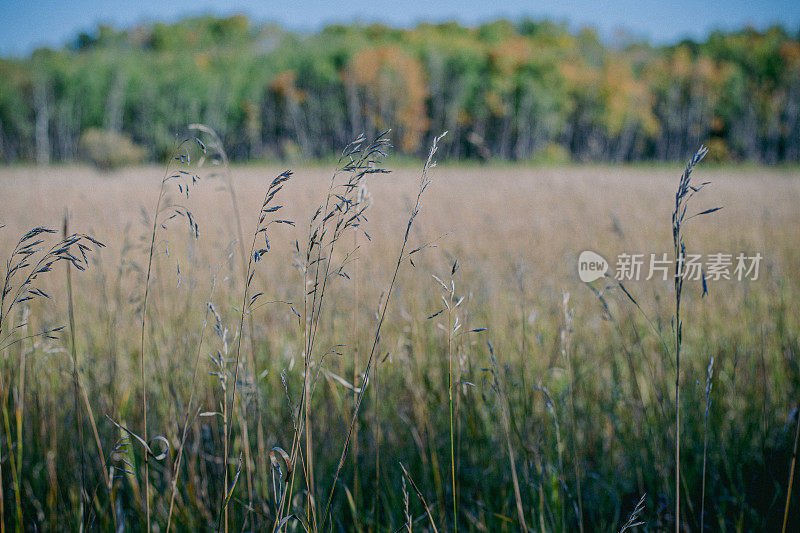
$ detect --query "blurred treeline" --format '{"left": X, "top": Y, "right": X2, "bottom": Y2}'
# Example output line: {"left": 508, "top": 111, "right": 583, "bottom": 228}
{"left": 1, "top": 15, "right": 799, "bottom": 164}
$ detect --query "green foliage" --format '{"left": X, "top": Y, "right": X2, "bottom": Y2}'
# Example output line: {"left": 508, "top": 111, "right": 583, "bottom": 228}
{"left": 532, "top": 141, "right": 572, "bottom": 164}
{"left": 1, "top": 16, "right": 799, "bottom": 164}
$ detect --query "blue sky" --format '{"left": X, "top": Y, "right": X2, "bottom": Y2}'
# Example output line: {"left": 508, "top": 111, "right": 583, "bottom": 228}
{"left": 1, "top": 0, "right": 798, "bottom": 56}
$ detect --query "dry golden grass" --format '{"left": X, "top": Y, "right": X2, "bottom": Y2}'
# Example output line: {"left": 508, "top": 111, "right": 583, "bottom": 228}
{"left": 5, "top": 163, "right": 798, "bottom": 271}
{"left": 1, "top": 160, "right": 799, "bottom": 531}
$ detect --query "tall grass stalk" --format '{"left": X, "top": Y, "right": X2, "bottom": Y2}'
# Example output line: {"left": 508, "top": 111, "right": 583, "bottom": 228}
{"left": 352, "top": 228, "right": 361, "bottom": 525}
{"left": 0, "top": 380, "right": 3, "bottom": 533}
{"left": 400, "top": 463, "right": 439, "bottom": 533}
{"left": 166, "top": 274, "right": 217, "bottom": 532}
{"left": 782, "top": 409, "right": 800, "bottom": 533}
{"left": 190, "top": 124, "right": 269, "bottom": 503}
{"left": 1, "top": 363, "right": 20, "bottom": 530}
{"left": 374, "top": 344, "right": 381, "bottom": 527}
{"left": 63, "top": 213, "right": 115, "bottom": 528}
{"left": 63, "top": 213, "right": 87, "bottom": 528}
{"left": 351, "top": 181, "right": 370, "bottom": 528}
{"left": 486, "top": 342, "right": 527, "bottom": 531}
{"left": 139, "top": 136, "right": 206, "bottom": 530}
{"left": 562, "top": 291, "right": 584, "bottom": 532}
{"left": 0, "top": 392, "right": 3, "bottom": 533}
{"left": 1, "top": 225, "right": 102, "bottom": 531}
{"left": 700, "top": 356, "right": 714, "bottom": 532}
{"left": 430, "top": 261, "right": 470, "bottom": 530}
{"left": 319, "top": 132, "right": 447, "bottom": 530}
{"left": 670, "top": 145, "right": 716, "bottom": 532}
{"left": 299, "top": 134, "right": 389, "bottom": 529}
{"left": 219, "top": 170, "right": 292, "bottom": 530}
{"left": 275, "top": 132, "right": 390, "bottom": 530}
{"left": 447, "top": 282, "right": 457, "bottom": 532}
{"left": 619, "top": 494, "right": 646, "bottom": 532}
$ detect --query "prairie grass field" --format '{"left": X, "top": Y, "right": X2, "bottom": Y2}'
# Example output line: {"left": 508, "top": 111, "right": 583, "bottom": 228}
{"left": 1, "top": 147, "right": 800, "bottom": 531}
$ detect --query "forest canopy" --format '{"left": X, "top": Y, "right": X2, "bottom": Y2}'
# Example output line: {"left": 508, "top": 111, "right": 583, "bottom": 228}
{"left": 1, "top": 15, "right": 799, "bottom": 164}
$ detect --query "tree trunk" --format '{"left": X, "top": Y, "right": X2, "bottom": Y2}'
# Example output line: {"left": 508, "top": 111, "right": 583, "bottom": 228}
{"left": 105, "top": 70, "right": 127, "bottom": 134}
{"left": 34, "top": 73, "right": 50, "bottom": 166}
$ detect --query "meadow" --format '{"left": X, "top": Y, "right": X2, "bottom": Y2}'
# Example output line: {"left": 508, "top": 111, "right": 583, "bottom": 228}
{"left": 1, "top": 135, "right": 799, "bottom": 531}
